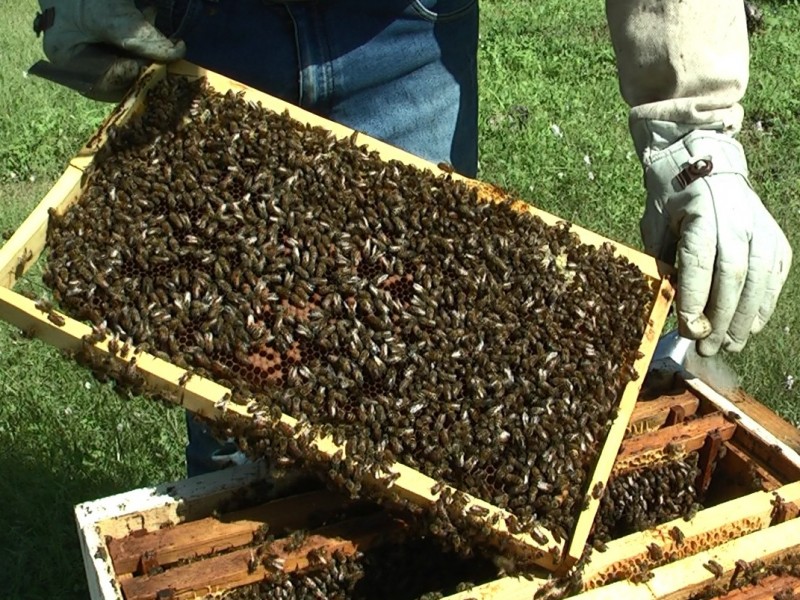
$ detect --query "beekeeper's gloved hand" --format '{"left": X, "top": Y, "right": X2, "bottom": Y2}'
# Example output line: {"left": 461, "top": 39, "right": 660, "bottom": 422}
{"left": 34, "top": 0, "right": 185, "bottom": 101}
{"left": 635, "top": 120, "right": 792, "bottom": 356}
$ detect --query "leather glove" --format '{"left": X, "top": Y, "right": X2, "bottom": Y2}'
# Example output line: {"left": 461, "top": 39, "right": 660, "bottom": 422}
{"left": 35, "top": 0, "right": 185, "bottom": 101}
{"left": 635, "top": 120, "right": 792, "bottom": 356}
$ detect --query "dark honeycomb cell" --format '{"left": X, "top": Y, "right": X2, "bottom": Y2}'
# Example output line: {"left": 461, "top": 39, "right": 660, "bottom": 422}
{"left": 221, "top": 537, "right": 497, "bottom": 600}
{"left": 382, "top": 274, "right": 415, "bottom": 305}
{"left": 356, "top": 258, "right": 384, "bottom": 282}
{"left": 44, "top": 75, "right": 656, "bottom": 551}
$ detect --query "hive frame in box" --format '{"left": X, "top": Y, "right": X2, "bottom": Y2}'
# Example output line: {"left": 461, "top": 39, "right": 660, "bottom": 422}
{"left": 570, "top": 519, "right": 800, "bottom": 599}
{"left": 0, "top": 60, "right": 674, "bottom": 572}
{"left": 77, "top": 379, "right": 800, "bottom": 600}
{"left": 77, "top": 480, "right": 800, "bottom": 600}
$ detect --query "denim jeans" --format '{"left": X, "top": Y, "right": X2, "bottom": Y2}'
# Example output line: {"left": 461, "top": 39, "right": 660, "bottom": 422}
{"left": 156, "top": 0, "right": 479, "bottom": 477}
{"left": 157, "top": 0, "right": 478, "bottom": 173}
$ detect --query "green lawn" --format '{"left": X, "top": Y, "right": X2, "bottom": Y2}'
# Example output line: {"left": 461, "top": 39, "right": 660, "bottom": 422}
{"left": 1, "top": 1, "right": 799, "bottom": 597}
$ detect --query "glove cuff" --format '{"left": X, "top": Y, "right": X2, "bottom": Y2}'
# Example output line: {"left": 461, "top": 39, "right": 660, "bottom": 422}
{"left": 633, "top": 121, "right": 751, "bottom": 199}
{"left": 630, "top": 119, "right": 733, "bottom": 162}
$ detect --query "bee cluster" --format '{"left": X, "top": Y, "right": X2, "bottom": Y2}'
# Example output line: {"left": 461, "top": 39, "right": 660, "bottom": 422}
{"left": 592, "top": 454, "right": 702, "bottom": 543}
{"left": 222, "top": 539, "right": 495, "bottom": 600}
{"left": 223, "top": 550, "right": 363, "bottom": 600}
{"left": 45, "top": 75, "right": 655, "bottom": 546}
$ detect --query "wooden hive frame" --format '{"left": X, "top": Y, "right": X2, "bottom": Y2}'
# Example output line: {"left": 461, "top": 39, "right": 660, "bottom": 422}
{"left": 0, "top": 61, "right": 674, "bottom": 572}
{"left": 77, "top": 376, "right": 800, "bottom": 600}
{"left": 569, "top": 513, "right": 800, "bottom": 599}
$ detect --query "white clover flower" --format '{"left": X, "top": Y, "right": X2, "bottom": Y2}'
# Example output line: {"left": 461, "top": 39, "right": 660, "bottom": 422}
{"left": 549, "top": 124, "right": 563, "bottom": 138}
{"left": 785, "top": 375, "right": 795, "bottom": 391}
{"left": 64, "top": 406, "right": 73, "bottom": 416}
{"left": 588, "top": 171, "right": 595, "bottom": 181}
{"left": 583, "top": 154, "right": 591, "bottom": 166}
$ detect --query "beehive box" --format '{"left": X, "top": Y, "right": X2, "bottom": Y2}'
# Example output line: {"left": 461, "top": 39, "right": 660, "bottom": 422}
{"left": 78, "top": 463, "right": 500, "bottom": 600}
{"left": 0, "top": 61, "right": 674, "bottom": 572}
{"left": 77, "top": 373, "right": 800, "bottom": 599}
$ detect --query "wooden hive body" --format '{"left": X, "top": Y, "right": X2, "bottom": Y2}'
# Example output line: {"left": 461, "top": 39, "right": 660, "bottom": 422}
{"left": 75, "top": 375, "right": 800, "bottom": 599}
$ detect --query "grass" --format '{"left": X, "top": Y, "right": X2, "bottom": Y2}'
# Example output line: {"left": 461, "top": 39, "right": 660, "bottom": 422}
{"left": 0, "top": 0, "right": 799, "bottom": 597}
{"left": 0, "top": 3, "right": 107, "bottom": 183}
{"left": 0, "top": 5, "right": 186, "bottom": 593}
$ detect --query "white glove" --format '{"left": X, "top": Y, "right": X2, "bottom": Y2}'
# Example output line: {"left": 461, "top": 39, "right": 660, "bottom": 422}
{"left": 635, "top": 120, "right": 792, "bottom": 356}
{"left": 36, "top": 0, "right": 185, "bottom": 100}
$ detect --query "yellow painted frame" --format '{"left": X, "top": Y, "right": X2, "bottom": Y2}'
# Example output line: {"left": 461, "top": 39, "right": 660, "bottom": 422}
{"left": 0, "top": 61, "right": 675, "bottom": 571}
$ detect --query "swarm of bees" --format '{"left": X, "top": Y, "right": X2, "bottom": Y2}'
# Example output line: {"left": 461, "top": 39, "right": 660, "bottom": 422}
{"left": 228, "top": 548, "right": 364, "bottom": 600}
{"left": 45, "top": 76, "right": 655, "bottom": 551}
{"left": 592, "top": 454, "right": 702, "bottom": 543}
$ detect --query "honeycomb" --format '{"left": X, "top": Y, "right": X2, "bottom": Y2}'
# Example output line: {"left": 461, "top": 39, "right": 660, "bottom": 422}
{"left": 45, "top": 75, "right": 656, "bottom": 546}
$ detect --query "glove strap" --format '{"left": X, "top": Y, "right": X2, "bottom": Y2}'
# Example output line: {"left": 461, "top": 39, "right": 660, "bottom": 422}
{"left": 644, "top": 129, "right": 751, "bottom": 198}
{"left": 675, "top": 156, "right": 713, "bottom": 190}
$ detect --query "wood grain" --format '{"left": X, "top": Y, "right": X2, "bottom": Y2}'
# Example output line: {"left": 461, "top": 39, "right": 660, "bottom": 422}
{"left": 121, "top": 512, "right": 404, "bottom": 600}
{"left": 107, "top": 489, "right": 348, "bottom": 575}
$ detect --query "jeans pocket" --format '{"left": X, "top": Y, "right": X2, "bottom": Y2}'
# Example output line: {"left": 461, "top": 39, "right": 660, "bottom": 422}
{"left": 410, "top": 0, "right": 478, "bottom": 22}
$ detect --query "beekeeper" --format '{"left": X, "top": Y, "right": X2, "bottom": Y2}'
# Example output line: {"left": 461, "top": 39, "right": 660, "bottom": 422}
{"left": 34, "top": 0, "right": 792, "bottom": 474}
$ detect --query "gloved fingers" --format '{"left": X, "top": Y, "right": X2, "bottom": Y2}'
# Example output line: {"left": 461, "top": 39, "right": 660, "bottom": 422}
{"left": 117, "top": 27, "right": 185, "bottom": 63}
{"left": 696, "top": 233, "right": 750, "bottom": 357}
{"left": 90, "top": 56, "right": 148, "bottom": 102}
{"left": 122, "top": 33, "right": 186, "bottom": 63}
{"left": 210, "top": 449, "right": 250, "bottom": 467}
{"left": 102, "top": 7, "right": 186, "bottom": 62}
{"left": 752, "top": 230, "right": 792, "bottom": 334}
{"left": 675, "top": 213, "right": 716, "bottom": 341}
{"left": 720, "top": 238, "right": 772, "bottom": 352}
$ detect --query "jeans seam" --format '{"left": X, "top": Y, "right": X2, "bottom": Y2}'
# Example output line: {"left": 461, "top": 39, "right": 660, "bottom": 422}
{"left": 311, "top": 3, "right": 334, "bottom": 114}
{"left": 283, "top": 5, "right": 305, "bottom": 106}
{"left": 171, "top": 0, "right": 201, "bottom": 38}
{"left": 287, "top": 4, "right": 334, "bottom": 111}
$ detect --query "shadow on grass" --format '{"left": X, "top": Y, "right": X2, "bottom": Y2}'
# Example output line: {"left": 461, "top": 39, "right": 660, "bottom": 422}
{"left": 0, "top": 447, "right": 149, "bottom": 599}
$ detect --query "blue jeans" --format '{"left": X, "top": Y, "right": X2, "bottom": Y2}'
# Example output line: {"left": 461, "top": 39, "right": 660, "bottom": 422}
{"left": 185, "top": 413, "right": 248, "bottom": 477}
{"left": 159, "top": 0, "right": 478, "bottom": 174}
{"left": 156, "top": 0, "right": 479, "bottom": 477}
